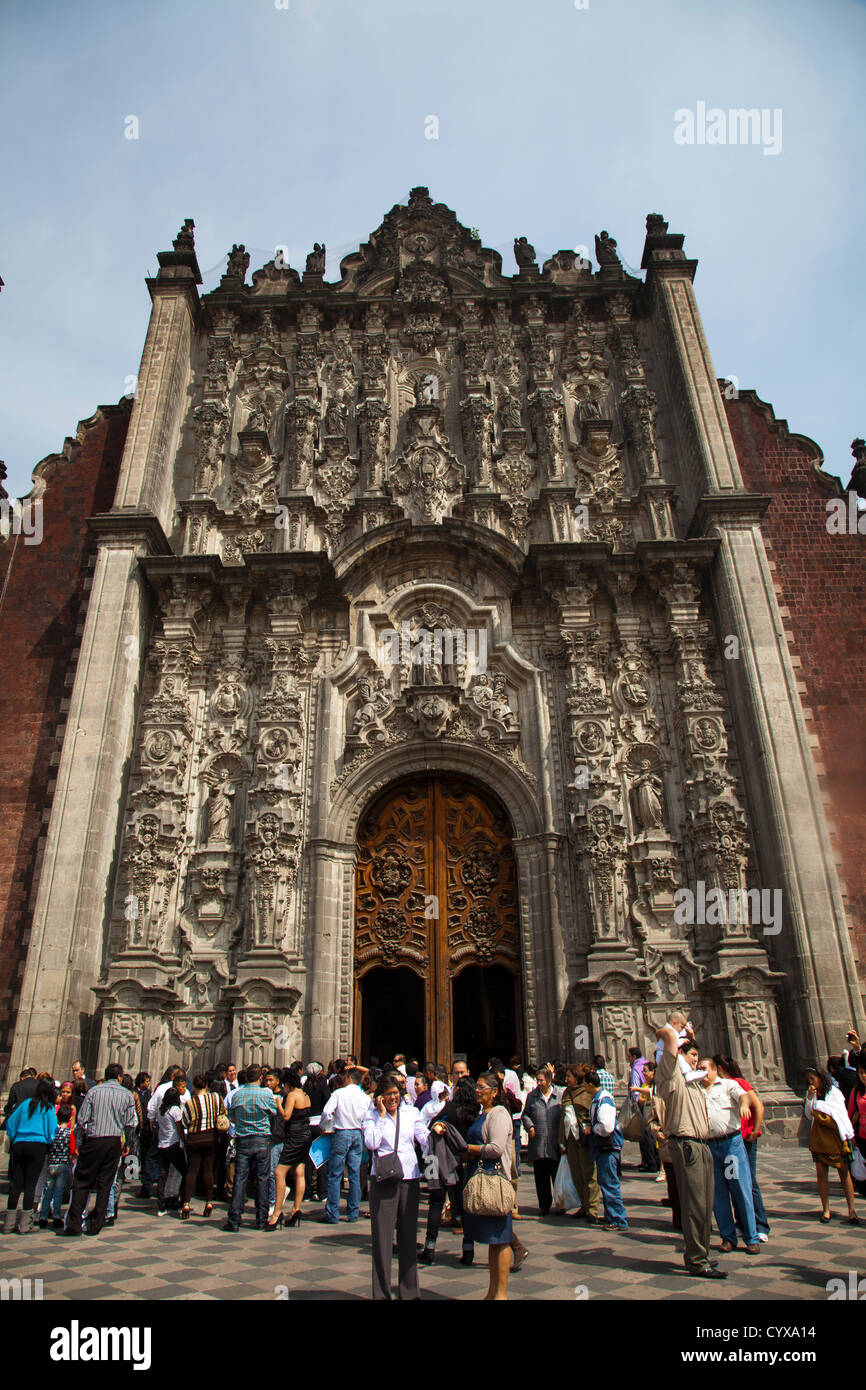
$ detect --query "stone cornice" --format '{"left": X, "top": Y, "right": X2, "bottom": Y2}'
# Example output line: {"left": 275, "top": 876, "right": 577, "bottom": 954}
{"left": 88, "top": 510, "right": 172, "bottom": 554}
{"left": 688, "top": 493, "right": 772, "bottom": 536}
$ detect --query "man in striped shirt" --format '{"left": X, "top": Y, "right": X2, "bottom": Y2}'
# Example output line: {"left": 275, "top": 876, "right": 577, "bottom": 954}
{"left": 63, "top": 1063, "right": 138, "bottom": 1237}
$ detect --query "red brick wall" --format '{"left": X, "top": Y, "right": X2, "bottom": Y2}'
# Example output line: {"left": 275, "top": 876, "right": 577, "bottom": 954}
{"left": 724, "top": 389, "right": 866, "bottom": 989}
{"left": 0, "top": 401, "right": 131, "bottom": 1073}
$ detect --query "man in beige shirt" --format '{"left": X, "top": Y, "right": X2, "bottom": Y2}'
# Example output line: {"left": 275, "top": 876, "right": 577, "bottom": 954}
{"left": 655, "top": 1024, "right": 727, "bottom": 1280}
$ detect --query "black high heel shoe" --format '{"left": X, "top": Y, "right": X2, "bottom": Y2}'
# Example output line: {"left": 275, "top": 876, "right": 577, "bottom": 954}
{"left": 286, "top": 1210, "right": 302, "bottom": 1228}
{"left": 202, "top": 1204, "right": 213, "bottom": 1219}
{"left": 264, "top": 1214, "right": 284, "bottom": 1231}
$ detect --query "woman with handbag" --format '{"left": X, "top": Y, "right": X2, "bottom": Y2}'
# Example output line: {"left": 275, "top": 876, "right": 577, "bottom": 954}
{"left": 180, "top": 1074, "right": 226, "bottom": 1219}
{"left": 363, "top": 1073, "right": 431, "bottom": 1300}
{"left": 804, "top": 1066, "right": 859, "bottom": 1224}
{"left": 463, "top": 1072, "right": 526, "bottom": 1300}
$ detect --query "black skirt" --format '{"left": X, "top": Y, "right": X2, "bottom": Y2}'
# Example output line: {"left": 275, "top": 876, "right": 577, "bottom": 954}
{"left": 279, "top": 1113, "right": 312, "bottom": 1167}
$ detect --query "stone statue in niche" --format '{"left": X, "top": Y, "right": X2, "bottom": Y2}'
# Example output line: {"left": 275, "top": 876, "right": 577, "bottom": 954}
{"left": 633, "top": 760, "right": 665, "bottom": 831}
{"left": 324, "top": 389, "right": 349, "bottom": 438}
{"left": 354, "top": 674, "right": 393, "bottom": 731}
{"left": 498, "top": 388, "right": 522, "bottom": 430}
{"left": 206, "top": 770, "right": 235, "bottom": 843}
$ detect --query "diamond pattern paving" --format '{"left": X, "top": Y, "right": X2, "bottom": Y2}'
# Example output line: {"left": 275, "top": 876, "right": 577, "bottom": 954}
{"left": 1, "top": 1150, "right": 863, "bottom": 1301}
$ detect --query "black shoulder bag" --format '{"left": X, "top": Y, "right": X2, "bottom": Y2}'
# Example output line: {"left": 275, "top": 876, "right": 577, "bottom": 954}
{"left": 375, "top": 1105, "right": 404, "bottom": 1184}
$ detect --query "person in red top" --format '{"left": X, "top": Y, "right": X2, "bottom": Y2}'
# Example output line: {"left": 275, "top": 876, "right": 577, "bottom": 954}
{"left": 713, "top": 1055, "right": 770, "bottom": 1242}
{"left": 846, "top": 1062, "right": 866, "bottom": 1198}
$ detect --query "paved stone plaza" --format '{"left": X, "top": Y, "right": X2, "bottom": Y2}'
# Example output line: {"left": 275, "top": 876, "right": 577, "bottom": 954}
{"left": 3, "top": 1148, "right": 863, "bottom": 1302}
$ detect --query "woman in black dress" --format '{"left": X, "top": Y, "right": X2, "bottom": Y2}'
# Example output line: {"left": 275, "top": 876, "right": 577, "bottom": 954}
{"left": 267, "top": 1066, "right": 312, "bottom": 1229}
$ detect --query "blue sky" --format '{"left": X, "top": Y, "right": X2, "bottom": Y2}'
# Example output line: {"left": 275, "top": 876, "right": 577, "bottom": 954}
{"left": 1, "top": 0, "right": 864, "bottom": 499}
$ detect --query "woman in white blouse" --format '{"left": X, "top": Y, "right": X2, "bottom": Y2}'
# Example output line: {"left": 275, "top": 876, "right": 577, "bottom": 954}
{"left": 804, "top": 1067, "right": 859, "bottom": 1224}
{"left": 363, "top": 1073, "right": 431, "bottom": 1300}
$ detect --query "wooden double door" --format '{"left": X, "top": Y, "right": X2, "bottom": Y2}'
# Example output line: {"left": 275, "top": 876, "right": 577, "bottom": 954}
{"left": 354, "top": 774, "right": 522, "bottom": 1072}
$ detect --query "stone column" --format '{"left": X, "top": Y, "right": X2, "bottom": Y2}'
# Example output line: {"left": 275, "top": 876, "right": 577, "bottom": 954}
{"left": 644, "top": 218, "right": 864, "bottom": 1067}
{"left": 306, "top": 839, "right": 356, "bottom": 1062}
{"left": 7, "top": 230, "right": 200, "bottom": 1081}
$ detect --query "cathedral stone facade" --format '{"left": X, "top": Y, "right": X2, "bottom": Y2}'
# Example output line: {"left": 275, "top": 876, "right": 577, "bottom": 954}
{"left": 5, "top": 190, "right": 863, "bottom": 1130}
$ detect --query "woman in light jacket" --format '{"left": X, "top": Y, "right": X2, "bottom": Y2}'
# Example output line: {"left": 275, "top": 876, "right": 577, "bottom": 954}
{"left": 363, "top": 1073, "right": 431, "bottom": 1300}
{"left": 464, "top": 1071, "right": 527, "bottom": 1300}
{"left": 804, "top": 1066, "right": 859, "bottom": 1224}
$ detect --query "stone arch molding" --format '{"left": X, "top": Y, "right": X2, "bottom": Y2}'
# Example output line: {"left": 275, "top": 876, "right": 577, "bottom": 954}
{"left": 324, "top": 737, "right": 544, "bottom": 846}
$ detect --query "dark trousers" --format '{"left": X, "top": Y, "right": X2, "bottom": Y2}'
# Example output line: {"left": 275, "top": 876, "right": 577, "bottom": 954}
{"left": 423, "top": 1177, "right": 467, "bottom": 1245}
{"left": 639, "top": 1126, "right": 660, "bottom": 1170}
{"left": 668, "top": 1135, "right": 713, "bottom": 1269}
{"left": 157, "top": 1143, "right": 187, "bottom": 1209}
{"left": 183, "top": 1133, "right": 216, "bottom": 1203}
{"left": 66, "top": 1137, "right": 122, "bottom": 1235}
{"left": 140, "top": 1126, "right": 160, "bottom": 1193}
{"left": 532, "top": 1157, "right": 559, "bottom": 1215}
{"left": 304, "top": 1126, "right": 328, "bottom": 1199}
{"left": 370, "top": 1176, "right": 421, "bottom": 1300}
{"left": 228, "top": 1136, "right": 270, "bottom": 1228}
{"left": 7, "top": 1142, "right": 48, "bottom": 1211}
{"left": 662, "top": 1160, "right": 682, "bottom": 1228}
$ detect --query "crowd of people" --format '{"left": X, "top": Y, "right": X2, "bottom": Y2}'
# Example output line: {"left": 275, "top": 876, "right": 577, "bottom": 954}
{"left": 3, "top": 1020, "right": 865, "bottom": 1299}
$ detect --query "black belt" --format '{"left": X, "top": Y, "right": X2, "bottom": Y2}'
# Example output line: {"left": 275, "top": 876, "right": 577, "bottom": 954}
{"left": 672, "top": 1134, "right": 709, "bottom": 1144}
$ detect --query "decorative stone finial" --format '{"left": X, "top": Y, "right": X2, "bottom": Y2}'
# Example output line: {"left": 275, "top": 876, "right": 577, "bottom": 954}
{"left": 594, "top": 230, "right": 620, "bottom": 267}
{"left": 173, "top": 219, "right": 195, "bottom": 252}
{"left": 513, "top": 237, "right": 537, "bottom": 271}
{"left": 304, "top": 243, "right": 326, "bottom": 275}
{"left": 224, "top": 244, "right": 250, "bottom": 283}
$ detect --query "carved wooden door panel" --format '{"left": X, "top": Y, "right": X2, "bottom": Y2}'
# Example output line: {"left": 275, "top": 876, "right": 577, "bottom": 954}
{"left": 354, "top": 775, "right": 521, "bottom": 1063}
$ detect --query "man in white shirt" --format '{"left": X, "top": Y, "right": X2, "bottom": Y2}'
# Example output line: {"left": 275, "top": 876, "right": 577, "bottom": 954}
{"left": 700, "top": 1057, "right": 761, "bottom": 1255}
{"left": 321, "top": 1069, "right": 370, "bottom": 1224}
{"left": 224, "top": 1065, "right": 240, "bottom": 1104}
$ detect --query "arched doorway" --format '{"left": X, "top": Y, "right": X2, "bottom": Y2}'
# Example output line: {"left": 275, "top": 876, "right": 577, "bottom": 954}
{"left": 353, "top": 774, "right": 523, "bottom": 1067}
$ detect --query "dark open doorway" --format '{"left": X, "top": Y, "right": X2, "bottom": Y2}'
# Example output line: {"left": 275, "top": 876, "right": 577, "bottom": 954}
{"left": 451, "top": 965, "right": 521, "bottom": 1078}
{"left": 359, "top": 967, "right": 425, "bottom": 1069}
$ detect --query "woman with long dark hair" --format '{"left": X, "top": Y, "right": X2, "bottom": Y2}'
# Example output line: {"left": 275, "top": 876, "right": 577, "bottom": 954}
{"left": 805, "top": 1066, "right": 859, "bottom": 1223}
{"left": 714, "top": 1053, "right": 769, "bottom": 1242}
{"left": 266, "top": 1066, "right": 312, "bottom": 1229}
{"left": 303, "top": 1061, "right": 330, "bottom": 1203}
{"left": 181, "top": 1074, "right": 225, "bottom": 1219}
{"left": 463, "top": 1071, "right": 526, "bottom": 1300}
{"left": 156, "top": 1086, "right": 187, "bottom": 1217}
{"left": 3, "top": 1079, "right": 57, "bottom": 1234}
{"left": 420, "top": 1075, "right": 478, "bottom": 1265}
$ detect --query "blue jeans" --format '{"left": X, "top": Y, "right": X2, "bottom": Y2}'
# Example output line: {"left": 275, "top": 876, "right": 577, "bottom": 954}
{"left": 40, "top": 1163, "right": 71, "bottom": 1221}
{"left": 590, "top": 1142, "right": 628, "bottom": 1227}
{"left": 742, "top": 1138, "right": 770, "bottom": 1236}
{"left": 326, "top": 1129, "right": 364, "bottom": 1222}
{"left": 268, "top": 1140, "right": 283, "bottom": 1208}
{"left": 512, "top": 1119, "right": 522, "bottom": 1176}
{"left": 106, "top": 1154, "right": 124, "bottom": 1218}
{"left": 709, "top": 1131, "right": 758, "bottom": 1246}
{"left": 228, "top": 1136, "right": 271, "bottom": 1228}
